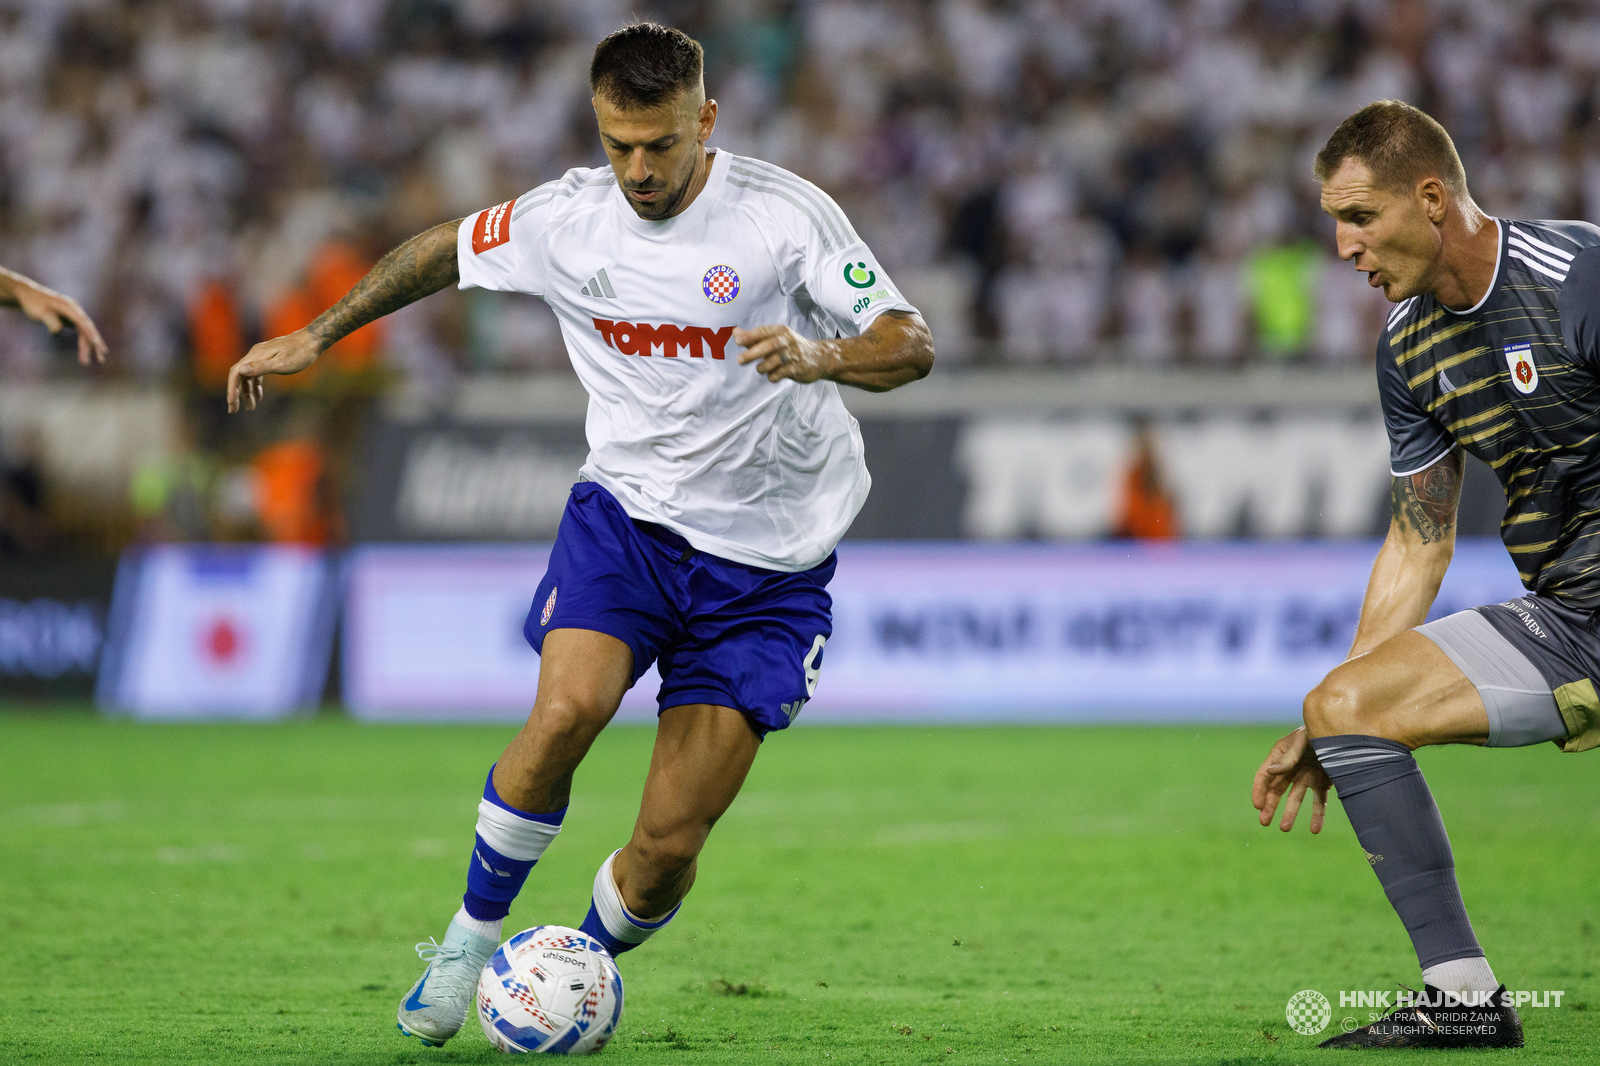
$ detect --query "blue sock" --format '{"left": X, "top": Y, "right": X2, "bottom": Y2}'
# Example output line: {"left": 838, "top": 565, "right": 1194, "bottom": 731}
{"left": 462, "top": 766, "right": 565, "bottom": 922}
{"left": 579, "top": 849, "right": 680, "bottom": 955}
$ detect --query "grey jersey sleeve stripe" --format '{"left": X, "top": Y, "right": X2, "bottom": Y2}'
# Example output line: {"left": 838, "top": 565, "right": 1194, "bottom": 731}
{"left": 516, "top": 172, "right": 592, "bottom": 208}
{"left": 514, "top": 184, "right": 556, "bottom": 211}
{"left": 727, "top": 176, "right": 840, "bottom": 254}
{"left": 729, "top": 160, "right": 856, "bottom": 247}
{"left": 728, "top": 161, "right": 855, "bottom": 249}
{"left": 512, "top": 174, "right": 616, "bottom": 222}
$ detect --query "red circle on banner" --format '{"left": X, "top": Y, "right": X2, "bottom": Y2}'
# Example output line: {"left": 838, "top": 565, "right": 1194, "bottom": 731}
{"left": 203, "top": 617, "right": 243, "bottom": 665}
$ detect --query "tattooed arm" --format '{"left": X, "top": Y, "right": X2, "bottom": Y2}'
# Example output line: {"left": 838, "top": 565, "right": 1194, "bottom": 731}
{"left": 1346, "top": 449, "right": 1465, "bottom": 658}
{"left": 227, "top": 219, "right": 464, "bottom": 412}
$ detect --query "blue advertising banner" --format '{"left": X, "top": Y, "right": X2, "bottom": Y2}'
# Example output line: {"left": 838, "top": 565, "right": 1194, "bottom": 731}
{"left": 97, "top": 546, "right": 337, "bottom": 719}
{"left": 341, "top": 545, "right": 664, "bottom": 721}
{"left": 815, "top": 539, "right": 1523, "bottom": 720}
{"left": 340, "top": 539, "right": 1525, "bottom": 722}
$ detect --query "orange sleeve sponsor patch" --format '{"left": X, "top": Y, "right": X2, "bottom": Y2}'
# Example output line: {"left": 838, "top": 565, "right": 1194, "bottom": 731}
{"left": 472, "top": 200, "right": 515, "bottom": 255}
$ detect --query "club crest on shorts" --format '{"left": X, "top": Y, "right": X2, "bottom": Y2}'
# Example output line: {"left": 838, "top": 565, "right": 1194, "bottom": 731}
{"left": 702, "top": 264, "right": 740, "bottom": 304}
{"left": 541, "top": 587, "right": 557, "bottom": 626}
{"left": 1505, "top": 343, "right": 1538, "bottom": 394}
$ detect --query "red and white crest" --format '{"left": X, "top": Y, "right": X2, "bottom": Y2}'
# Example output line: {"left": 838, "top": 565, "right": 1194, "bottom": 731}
{"left": 1505, "top": 343, "right": 1538, "bottom": 395}
{"left": 540, "top": 587, "right": 557, "bottom": 626}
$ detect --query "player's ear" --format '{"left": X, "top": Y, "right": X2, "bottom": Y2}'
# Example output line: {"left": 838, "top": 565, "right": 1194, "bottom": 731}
{"left": 1418, "top": 177, "right": 1448, "bottom": 225}
{"left": 698, "top": 98, "right": 717, "bottom": 143}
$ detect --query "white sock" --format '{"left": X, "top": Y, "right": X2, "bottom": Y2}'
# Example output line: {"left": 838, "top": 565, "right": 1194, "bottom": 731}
{"left": 476, "top": 795, "right": 563, "bottom": 861}
{"left": 1422, "top": 956, "right": 1498, "bottom": 996}
{"left": 452, "top": 904, "right": 503, "bottom": 943}
{"left": 590, "top": 850, "right": 678, "bottom": 948}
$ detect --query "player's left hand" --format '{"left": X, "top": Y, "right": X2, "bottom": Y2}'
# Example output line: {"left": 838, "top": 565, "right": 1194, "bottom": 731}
{"left": 735, "top": 325, "right": 834, "bottom": 384}
{"left": 1252, "top": 726, "right": 1331, "bottom": 834}
{"left": 15, "top": 279, "right": 108, "bottom": 366}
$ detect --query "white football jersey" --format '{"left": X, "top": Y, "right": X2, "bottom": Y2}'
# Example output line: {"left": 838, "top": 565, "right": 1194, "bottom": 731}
{"left": 455, "top": 149, "right": 918, "bottom": 572}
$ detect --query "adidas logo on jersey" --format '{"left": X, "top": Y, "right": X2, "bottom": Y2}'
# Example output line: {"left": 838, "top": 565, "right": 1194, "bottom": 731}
{"left": 592, "top": 318, "right": 735, "bottom": 359}
{"left": 580, "top": 269, "right": 616, "bottom": 299}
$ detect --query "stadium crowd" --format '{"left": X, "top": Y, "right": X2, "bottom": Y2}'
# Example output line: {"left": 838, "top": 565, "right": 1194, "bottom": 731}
{"left": 3, "top": 0, "right": 1600, "bottom": 383}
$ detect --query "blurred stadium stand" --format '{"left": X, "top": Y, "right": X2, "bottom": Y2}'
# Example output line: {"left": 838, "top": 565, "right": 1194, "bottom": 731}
{"left": 0, "top": 0, "right": 1585, "bottom": 557}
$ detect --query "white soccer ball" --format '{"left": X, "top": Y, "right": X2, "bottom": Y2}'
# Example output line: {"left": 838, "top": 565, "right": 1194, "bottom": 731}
{"left": 477, "top": 926, "right": 623, "bottom": 1054}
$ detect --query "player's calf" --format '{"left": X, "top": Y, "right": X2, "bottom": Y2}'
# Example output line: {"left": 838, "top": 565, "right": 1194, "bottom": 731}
{"left": 580, "top": 849, "right": 683, "bottom": 956}
{"left": 577, "top": 824, "right": 703, "bottom": 955}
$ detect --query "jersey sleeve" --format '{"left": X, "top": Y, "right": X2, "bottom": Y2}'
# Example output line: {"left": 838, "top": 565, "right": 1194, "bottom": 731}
{"left": 456, "top": 193, "right": 550, "bottom": 295}
{"left": 1377, "top": 331, "right": 1454, "bottom": 476}
{"left": 765, "top": 182, "right": 918, "bottom": 336}
{"left": 1560, "top": 245, "right": 1600, "bottom": 371}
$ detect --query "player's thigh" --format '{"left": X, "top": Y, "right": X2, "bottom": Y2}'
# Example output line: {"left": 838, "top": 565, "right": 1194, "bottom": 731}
{"left": 630, "top": 703, "right": 762, "bottom": 860}
{"left": 1303, "top": 629, "right": 1488, "bottom": 748}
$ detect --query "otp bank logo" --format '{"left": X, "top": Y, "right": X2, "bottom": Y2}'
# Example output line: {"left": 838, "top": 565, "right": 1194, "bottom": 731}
{"left": 592, "top": 319, "right": 735, "bottom": 359}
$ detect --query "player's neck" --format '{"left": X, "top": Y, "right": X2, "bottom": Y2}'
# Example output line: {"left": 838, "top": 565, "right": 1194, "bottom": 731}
{"left": 664, "top": 148, "right": 716, "bottom": 220}
{"left": 1430, "top": 209, "right": 1499, "bottom": 312}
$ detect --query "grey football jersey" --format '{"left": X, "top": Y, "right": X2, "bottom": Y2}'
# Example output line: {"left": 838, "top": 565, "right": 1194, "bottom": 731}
{"left": 1379, "top": 218, "right": 1600, "bottom": 608}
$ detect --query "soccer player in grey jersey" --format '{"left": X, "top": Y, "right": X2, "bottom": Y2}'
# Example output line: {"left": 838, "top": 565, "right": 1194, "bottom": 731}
{"left": 1253, "top": 101, "right": 1600, "bottom": 1049}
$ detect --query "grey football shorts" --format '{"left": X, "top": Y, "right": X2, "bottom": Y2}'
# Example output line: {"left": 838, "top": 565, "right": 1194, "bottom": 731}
{"left": 1416, "top": 595, "right": 1600, "bottom": 752}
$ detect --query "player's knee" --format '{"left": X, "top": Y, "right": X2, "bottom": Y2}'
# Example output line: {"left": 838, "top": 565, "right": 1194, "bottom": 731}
{"left": 527, "top": 692, "right": 610, "bottom": 745}
{"left": 1303, "top": 675, "right": 1374, "bottom": 737}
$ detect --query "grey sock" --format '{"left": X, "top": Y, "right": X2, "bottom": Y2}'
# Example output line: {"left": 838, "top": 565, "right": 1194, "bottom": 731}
{"left": 1310, "top": 735, "right": 1483, "bottom": 969}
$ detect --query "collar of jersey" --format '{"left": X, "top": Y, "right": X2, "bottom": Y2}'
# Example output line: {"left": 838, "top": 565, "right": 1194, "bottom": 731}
{"left": 616, "top": 147, "right": 729, "bottom": 234}
{"left": 1439, "top": 217, "right": 1504, "bottom": 318}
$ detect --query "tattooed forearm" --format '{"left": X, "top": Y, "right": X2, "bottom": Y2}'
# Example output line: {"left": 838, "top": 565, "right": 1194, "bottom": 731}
{"left": 1390, "top": 449, "right": 1464, "bottom": 545}
{"left": 305, "top": 219, "right": 464, "bottom": 350}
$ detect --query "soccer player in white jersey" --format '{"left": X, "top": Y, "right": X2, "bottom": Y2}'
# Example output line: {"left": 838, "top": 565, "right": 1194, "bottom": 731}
{"left": 225, "top": 23, "right": 932, "bottom": 1047}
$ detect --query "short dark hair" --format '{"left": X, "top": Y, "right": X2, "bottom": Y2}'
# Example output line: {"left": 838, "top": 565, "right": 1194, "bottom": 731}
{"left": 1314, "top": 100, "right": 1470, "bottom": 200}
{"left": 590, "top": 23, "right": 704, "bottom": 109}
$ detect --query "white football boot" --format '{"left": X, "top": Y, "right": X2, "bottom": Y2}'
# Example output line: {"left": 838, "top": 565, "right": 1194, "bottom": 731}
{"left": 396, "top": 915, "right": 499, "bottom": 1046}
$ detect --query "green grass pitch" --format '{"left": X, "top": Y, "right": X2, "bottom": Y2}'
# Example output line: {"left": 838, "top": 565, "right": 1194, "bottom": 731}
{"left": 2, "top": 710, "right": 1596, "bottom": 1064}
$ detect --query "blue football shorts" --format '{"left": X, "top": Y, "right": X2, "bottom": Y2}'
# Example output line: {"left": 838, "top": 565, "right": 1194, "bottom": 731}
{"left": 523, "top": 481, "right": 834, "bottom": 737}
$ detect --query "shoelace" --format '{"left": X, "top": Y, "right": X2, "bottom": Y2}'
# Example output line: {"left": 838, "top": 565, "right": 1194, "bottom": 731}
{"left": 413, "top": 938, "right": 474, "bottom": 1000}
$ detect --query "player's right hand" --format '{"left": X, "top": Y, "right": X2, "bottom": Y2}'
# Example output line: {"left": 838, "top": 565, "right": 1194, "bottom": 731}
{"left": 13, "top": 278, "right": 108, "bottom": 365}
{"left": 1252, "top": 726, "right": 1331, "bottom": 834}
{"left": 227, "top": 330, "right": 321, "bottom": 413}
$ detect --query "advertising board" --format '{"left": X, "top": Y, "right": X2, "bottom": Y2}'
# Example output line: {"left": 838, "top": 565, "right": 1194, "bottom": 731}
{"left": 341, "top": 540, "right": 1525, "bottom": 722}
{"left": 97, "top": 546, "right": 336, "bottom": 718}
